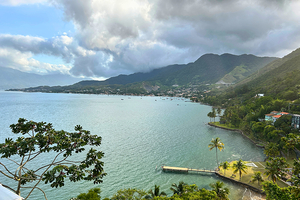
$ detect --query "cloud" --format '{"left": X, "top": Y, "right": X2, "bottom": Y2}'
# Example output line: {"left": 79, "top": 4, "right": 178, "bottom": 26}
{"left": 2, "top": 0, "right": 300, "bottom": 79}
{"left": 0, "top": 47, "right": 71, "bottom": 74}
{"left": 0, "top": 0, "right": 46, "bottom": 6}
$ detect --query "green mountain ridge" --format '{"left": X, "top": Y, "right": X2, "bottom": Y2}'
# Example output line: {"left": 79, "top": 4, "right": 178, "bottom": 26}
{"left": 6, "top": 53, "right": 278, "bottom": 94}
{"left": 214, "top": 48, "right": 300, "bottom": 103}
{"left": 75, "top": 53, "right": 277, "bottom": 87}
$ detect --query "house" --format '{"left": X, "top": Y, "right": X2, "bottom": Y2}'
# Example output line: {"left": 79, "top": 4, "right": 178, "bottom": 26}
{"left": 265, "top": 111, "right": 290, "bottom": 123}
{"left": 291, "top": 114, "right": 300, "bottom": 129}
{"left": 265, "top": 113, "right": 275, "bottom": 121}
{"left": 272, "top": 115, "right": 282, "bottom": 123}
{"left": 265, "top": 111, "right": 279, "bottom": 121}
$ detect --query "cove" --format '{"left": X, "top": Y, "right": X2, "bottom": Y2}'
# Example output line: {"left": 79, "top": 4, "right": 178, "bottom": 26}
{"left": 0, "top": 91, "right": 265, "bottom": 199}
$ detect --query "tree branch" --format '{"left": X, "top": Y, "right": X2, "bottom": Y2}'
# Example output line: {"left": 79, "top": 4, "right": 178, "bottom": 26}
{"left": 0, "top": 182, "right": 17, "bottom": 194}
{"left": 0, "top": 169, "right": 15, "bottom": 179}
{"left": 0, "top": 162, "right": 15, "bottom": 177}
{"left": 24, "top": 164, "right": 52, "bottom": 200}
{"left": 21, "top": 186, "right": 48, "bottom": 200}
{"left": 33, "top": 151, "right": 67, "bottom": 173}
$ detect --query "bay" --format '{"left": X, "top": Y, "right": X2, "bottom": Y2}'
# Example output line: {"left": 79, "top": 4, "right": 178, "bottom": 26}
{"left": 0, "top": 91, "right": 265, "bottom": 199}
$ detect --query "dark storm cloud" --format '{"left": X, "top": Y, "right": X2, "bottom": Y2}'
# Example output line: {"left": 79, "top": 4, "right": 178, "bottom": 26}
{"left": 3, "top": 0, "right": 300, "bottom": 78}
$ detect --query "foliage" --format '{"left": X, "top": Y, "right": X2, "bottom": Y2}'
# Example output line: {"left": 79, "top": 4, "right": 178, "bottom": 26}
{"left": 264, "top": 142, "right": 280, "bottom": 158}
{"left": 264, "top": 157, "right": 288, "bottom": 183}
{"left": 289, "top": 158, "right": 300, "bottom": 188}
{"left": 262, "top": 181, "right": 299, "bottom": 200}
{"left": 208, "top": 137, "right": 225, "bottom": 168}
{"left": 220, "top": 161, "right": 230, "bottom": 176}
{"left": 103, "top": 183, "right": 220, "bottom": 200}
{"left": 109, "top": 188, "right": 147, "bottom": 200}
{"left": 209, "top": 181, "right": 229, "bottom": 200}
{"left": 0, "top": 118, "right": 106, "bottom": 199}
{"left": 145, "top": 185, "right": 166, "bottom": 199}
{"left": 251, "top": 171, "right": 264, "bottom": 185}
{"left": 170, "top": 181, "right": 187, "bottom": 196}
{"left": 72, "top": 188, "right": 101, "bottom": 200}
{"left": 232, "top": 159, "right": 247, "bottom": 180}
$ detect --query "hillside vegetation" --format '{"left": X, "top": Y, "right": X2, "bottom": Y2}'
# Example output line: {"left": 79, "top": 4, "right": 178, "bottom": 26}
{"left": 8, "top": 53, "right": 277, "bottom": 94}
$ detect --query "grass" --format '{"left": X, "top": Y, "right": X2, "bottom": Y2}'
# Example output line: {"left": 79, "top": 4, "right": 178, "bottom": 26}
{"left": 218, "top": 161, "right": 289, "bottom": 190}
{"left": 209, "top": 122, "right": 238, "bottom": 130}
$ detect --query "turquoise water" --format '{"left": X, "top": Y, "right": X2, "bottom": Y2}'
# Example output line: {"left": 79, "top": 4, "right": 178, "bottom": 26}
{"left": 0, "top": 92, "right": 265, "bottom": 199}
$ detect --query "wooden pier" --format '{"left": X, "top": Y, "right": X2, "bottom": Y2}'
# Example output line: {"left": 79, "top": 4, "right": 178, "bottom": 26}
{"left": 162, "top": 166, "right": 216, "bottom": 174}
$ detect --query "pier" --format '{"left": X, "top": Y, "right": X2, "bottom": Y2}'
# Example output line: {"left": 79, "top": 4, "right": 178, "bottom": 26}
{"left": 162, "top": 166, "right": 216, "bottom": 174}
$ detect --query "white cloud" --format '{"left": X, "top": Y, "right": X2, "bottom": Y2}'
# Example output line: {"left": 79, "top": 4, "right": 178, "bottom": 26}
{"left": 0, "top": 0, "right": 46, "bottom": 6}
{"left": 0, "top": 47, "right": 70, "bottom": 74}
{"left": 2, "top": 0, "right": 300, "bottom": 79}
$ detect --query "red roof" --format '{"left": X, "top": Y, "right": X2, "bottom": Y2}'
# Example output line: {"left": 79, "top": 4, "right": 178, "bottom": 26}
{"left": 265, "top": 114, "right": 275, "bottom": 116}
{"left": 273, "top": 115, "right": 281, "bottom": 118}
{"left": 280, "top": 112, "right": 289, "bottom": 115}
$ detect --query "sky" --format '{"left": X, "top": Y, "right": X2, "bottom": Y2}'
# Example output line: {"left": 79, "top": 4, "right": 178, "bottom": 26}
{"left": 1, "top": 0, "right": 300, "bottom": 80}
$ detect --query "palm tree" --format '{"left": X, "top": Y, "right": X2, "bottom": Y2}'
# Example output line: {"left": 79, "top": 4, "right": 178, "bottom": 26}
{"left": 264, "top": 157, "right": 288, "bottom": 183}
{"left": 217, "top": 107, "right": 222, "bottom": 117}
{"left": 212, "top": 107, "right": 216, "bottom": 122}
{"left": 220, "top": 161, "right": 230, "bottom": 176}
{"left": 232, "top": 159, "right": 248, "bottom": 180}
{"left": 145, "top": 185, "right": 166, "bottom": 199}
{"left": 207, "top": 112, "right": 213, "bottom": 122}
{"left": 208, "top": 137, "right": 225, "bottom": 168}
{"left": 209, "top": 181, "right": 229, "bottom": 200}
{"left": 170, "top": 181, "right": 186, "bottom": 196}
{"left": 251, "top": 171, "right": 264, "bottom": 186}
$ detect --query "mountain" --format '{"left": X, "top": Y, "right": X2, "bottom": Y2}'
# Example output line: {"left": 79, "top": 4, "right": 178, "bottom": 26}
{"left": 75, "top": 53, "right": 277, "bottom": 87}
{"left": 224, "top": 48, "right": 300, "bottom": 101}
{"left": 0, "top": 66, "right": 87, "bottom": 90}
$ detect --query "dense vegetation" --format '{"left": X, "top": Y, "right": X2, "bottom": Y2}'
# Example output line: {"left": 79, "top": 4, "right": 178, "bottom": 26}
{"left": 7, "top": 53, "right": 276, "bottom": 95}
{"left": 200, "top": 48, "right": 300, "bottom": 199}
{"left": 71, "top": 181, "right": 229, "bottom": 200}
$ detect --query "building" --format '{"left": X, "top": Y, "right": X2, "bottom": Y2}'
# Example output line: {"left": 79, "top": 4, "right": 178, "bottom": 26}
{"left": 291, "top": 114, "right": 300, "bottom": 129}
{"left": 265, "top": 111, "right": 290, "bottom": 123}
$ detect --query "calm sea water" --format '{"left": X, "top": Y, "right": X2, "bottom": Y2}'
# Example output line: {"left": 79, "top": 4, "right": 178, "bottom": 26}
{"left": 0, "top": 91, "right": 265, "bottom": 199}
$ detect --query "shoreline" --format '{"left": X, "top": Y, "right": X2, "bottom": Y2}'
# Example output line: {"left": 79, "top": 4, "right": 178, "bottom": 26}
{"left": 207, "top": 122, "right": 267, "bottom": 198}
{"left": 208, "top": 122, "right": 265, "bottom": 148}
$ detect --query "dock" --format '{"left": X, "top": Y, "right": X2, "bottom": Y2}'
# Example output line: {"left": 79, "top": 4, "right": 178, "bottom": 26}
{"left": 162, "top": 166, "right": 216, "bottom": 174}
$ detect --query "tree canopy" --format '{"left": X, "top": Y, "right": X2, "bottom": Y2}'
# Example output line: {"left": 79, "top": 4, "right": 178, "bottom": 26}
{"left": 0, "top": 118, "right": 106, "bottom": 200}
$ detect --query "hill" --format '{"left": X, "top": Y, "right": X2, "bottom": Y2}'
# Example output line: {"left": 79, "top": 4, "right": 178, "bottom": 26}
{"left": 0, "top": 66, "right": 87, "bottom": 90}
{"left": 74, "top": 53, "right": 277, "bottom": 87}
{"left": 207, "top": 48, "right": 300, "bottom": 105}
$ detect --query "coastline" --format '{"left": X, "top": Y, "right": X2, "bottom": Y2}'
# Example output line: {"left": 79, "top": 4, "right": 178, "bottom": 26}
{"left": 207, "top": 122, "right": 267, "bottom": 199}
{"left": 208, "top": 122, "right": 265, "bottom": 148}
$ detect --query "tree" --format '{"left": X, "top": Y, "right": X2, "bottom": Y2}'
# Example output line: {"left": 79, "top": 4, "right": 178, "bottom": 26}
{"left": 207, "top": 112, "right": 213, "bottom": 122}
{"left": 208, "top": 137, "right": 225, "bottom": 168}
{"left": 209, "top": 181, "right": 229, "bottom": 200}
{"left": 264, "top": 142, "right": 280, "bottom": 158}
{"left": 282, "top": 133, "right": 300, "bottom": 158}
{"left": 72, "top": 188, "right": 101, "bottom": 200}
{"left": 262, "top": 181, "right": 299, "bottom": 200}
{"left": 145, "top": 185, "right": 166, "bottom": 199}
{"left": 170, "top": 181, "right": 187, "bottom": 196}
{"left": 264, "top": 157, "right": 288, "bottom": 183}
{"left": 220, "top": 161, "right": 230, "bottom": 176}
{"left": 212, "top": 107, "right": 217, "bottom": 122}
{"left": 232, "top": 159, "right": 248, "bottom": 180}
{"left": 0, "top": 118, "right": 106, "bottom": 200}
{"left": 109, "top": 188, "right": 147, "bottom": 200}
{"left": 251, "top": 171, "right": 264, "bottom": 186}
{"left": 217, "top": 107, "right": 222, "bottom": 117}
